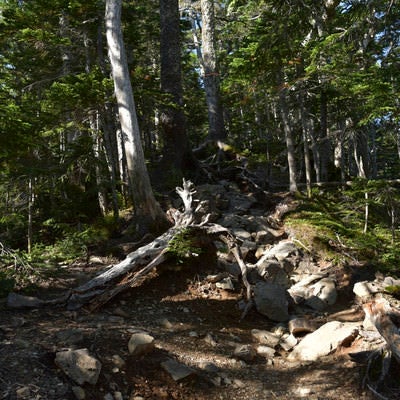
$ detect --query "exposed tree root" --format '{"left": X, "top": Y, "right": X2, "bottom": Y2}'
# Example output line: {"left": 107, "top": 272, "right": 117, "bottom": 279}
{"left": 7, "top": 180, "right": 251, "bottom": 313}
{"left": 362, "top": 298, "right": 400, "bottom": 399}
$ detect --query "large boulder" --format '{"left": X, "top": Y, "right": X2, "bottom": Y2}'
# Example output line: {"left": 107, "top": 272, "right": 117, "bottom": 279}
{"left": 55, "top": 348, "right": 102, "bottom": 385}
{"left": 287, "top": 321, "right": 359, "bottom": 361}
{"left": 253, "top": 281, "right": 289, "bottom": 322}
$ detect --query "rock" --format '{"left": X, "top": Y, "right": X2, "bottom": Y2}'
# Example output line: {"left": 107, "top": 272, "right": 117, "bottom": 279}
{"left": 288, "top": 275, "right": 337, "bottom": 310}
{"left": 261, "top": 240, "right": 298, "bottom": 262}
{"left": 198, "top": 361, "right": 219, "bottom": 373}
{"left": 161, "top": 359, "right": 196, "bottom": 381}
{"left": 7, "top": 292, "right": 44, "bottom": 308}
{"left": 251, "top": 329, "right": 281, "bottom": 347}
{"left": 204, "top": 332, "right": 218, "bottom": 347}
{"left": 16, "top": 386, "right": 31, "bottom": 398}
{"left": 253, "top": 282, "right": 289, "bottom": 322}
{"left": 114, "top": 392, "right": 123, "bottom": 400}
{"left": 71, "top": 386, "right": 86, "bottom": 400}
{"left": 287, "top": 321, "right": 359, "bottom": 361}
{"left": 216, "top": 277, "right": 235, "bottom": 290}
{"left": 353, "top": 281, "right": 380, "bottom": 298}
{"left": 128, "top": 333, "right": 155, "bottom": 356}
{"left": 233, "top": 344, "right": 256, "bottom": 361}
{"left": 256, "top": 345, "right": 275, "bottom": 358}
{"left": 256, "top": 259, "right": 290, "bottom": 287}
{"left": 304, "top": 296, "right": 327, "bottom": 311}
{"left": 112, "top": 354, "right": 126, "bottom": 368}
{"left": 310, "top": 277, "right": 337, "bottom": 306}
{"left": 232, "top": 228, "right": 252, "bottom": 241}
{"left": 288, "top": 318, "right": 318, "bottom": 336}
{"left": 159, "top": 318, "right": 174, "bottom": 329}
{"left": 233, "top": 378, "right": 246, "bottom": 388}
{"left": 279, "top": 333, "right": 297, "bottom": 351}
{"left": 55, "top": 348, "right": 102, "bottom": 385}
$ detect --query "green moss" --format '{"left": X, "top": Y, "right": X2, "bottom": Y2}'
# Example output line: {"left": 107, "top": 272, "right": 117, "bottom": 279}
{"left": 285, "top": 187, "right": 399, "bottom": 274}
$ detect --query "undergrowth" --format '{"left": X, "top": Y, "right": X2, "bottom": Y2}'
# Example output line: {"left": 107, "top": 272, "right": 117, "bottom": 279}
{"left": 285, "top": 185, "right": 400, "bottom": 275}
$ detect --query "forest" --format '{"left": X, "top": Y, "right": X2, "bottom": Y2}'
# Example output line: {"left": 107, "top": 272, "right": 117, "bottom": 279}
{"left": 0, "top": 1, "right": 400, "bottom": 399}
{"left": 0, "top": 0, "right": 399, "bottom": 259}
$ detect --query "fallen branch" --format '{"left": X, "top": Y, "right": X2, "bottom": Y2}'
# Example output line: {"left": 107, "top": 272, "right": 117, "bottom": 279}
{"left": 8, "top": 179, "right": 251, "bottom": 313}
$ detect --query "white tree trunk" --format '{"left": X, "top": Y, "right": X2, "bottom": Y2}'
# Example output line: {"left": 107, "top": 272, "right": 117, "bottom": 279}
{"left": 105, "top": 0, "right": 167, "bottom": 230}
{"left": 200, "top": 0, "right": 225, "bottom": 141}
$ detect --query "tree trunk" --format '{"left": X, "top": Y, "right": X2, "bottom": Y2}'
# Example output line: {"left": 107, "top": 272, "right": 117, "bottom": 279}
{"left": 299, "top": 92, "right": 312, "bottom": 197}
{"left": 159, "top": 0, "right": 197, "bottom": 176}
{"left": 200, "top": 0, "right": 226, "bottom": 142}
{"left": 105, "top": 0, "right": 168, "bottom": 233}
{"left": 278, "top": 83, "right": 298, "bottom": 193}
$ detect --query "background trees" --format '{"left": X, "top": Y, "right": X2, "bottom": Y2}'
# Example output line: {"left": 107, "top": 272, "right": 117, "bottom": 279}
{"left": 0, "top": 0, "right": 398, "bottom": 253}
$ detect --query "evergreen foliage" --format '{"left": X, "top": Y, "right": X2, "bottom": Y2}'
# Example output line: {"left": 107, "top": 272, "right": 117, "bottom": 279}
{"left": 0, "top": 0, "right": 398, "bottom": 286}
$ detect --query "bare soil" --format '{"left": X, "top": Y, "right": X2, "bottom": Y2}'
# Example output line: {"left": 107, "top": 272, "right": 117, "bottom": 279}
{"left": 0, "top": 255, "right": 377, "bottom": 400}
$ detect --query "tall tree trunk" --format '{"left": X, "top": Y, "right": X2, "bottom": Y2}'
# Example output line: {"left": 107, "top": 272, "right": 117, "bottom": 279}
{"left": 159, "top": 0, "right": 197, "bottom": 176}
{"left": 278, "top": 83, "right": 298, "bottom": 193}
{"left": 200, "top": 0, "right": 225, "bottom": 142}
{"left": 319, "top": 89, "right": 330, "bottom": 181}
{"left": 105, "top": 0, "right": 168, "bottom": 233}
{"left": 299, "top": 93, "right": 312, "bottom": 197}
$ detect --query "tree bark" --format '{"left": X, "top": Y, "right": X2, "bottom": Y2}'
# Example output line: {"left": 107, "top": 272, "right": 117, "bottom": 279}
{"left": 200, "top": 0, "right": 226, "bottom": 142}
{"left": 159, "top": 0, "right": 197, "bottom": 175}
{"left": 278, "top": 84, "right": 298, "bottom": 193}
{"left": 105, "top": 0, "right": 168, "bottom": 232}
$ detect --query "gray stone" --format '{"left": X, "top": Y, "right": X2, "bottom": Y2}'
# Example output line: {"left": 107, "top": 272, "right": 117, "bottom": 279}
{"left": 256, "top": 259, "right": 290, "bottom": 287}
{"left": 279, "top": 333, "right": 297, "bottom": 351}
{"left": 198, "top": 361, "right": 219, "bottom": 373}
{"left": 261, "top": 240, "right": 298, "bottom": 261}
{"left": 204, "top": 332, "right": 218, "bottom": 347}
{"left": 111, "top": 354, "right": 125, "bottom": 368}
{"left": 288, "top": 318, "right": 318, "bottom": 336}
{"left": 353, "top": 281, "right": 380, "bottom": 298}
{"left": 7, "top": 292, "right": 44, "bottom": 308}
{"left": 253, "top": 282, "right": 289, "bottom": 321}
{"left": 251, "top": 329, "right": 281, "bottom": 347}
{"left": 159, "top": 318, "right": 174, "bottom": 329}
{"left": 114, "top": 392, "right": 123, "bottom": 400}
{"left": 128, "top": 333, "right": 155, "bottom": 356}
{"left": 288, "top": 275, "right": 337, "bottom": 310}
{"left": 287, "top": 321, "right": 359, "bottom": 361}
{"left": 232, "top": 228, "right": 252, "bottom": 241}
{"left": 311, "top": 277, "right": 337, "bottom": 305}
{"left": 216, "top": 277, "right": 235, "bottom": 290}
{"left": 256, "top": 345, "right": 275, "bottom": 358}
{"left": 55, "top": 348, "right": 102, "bottom": 385}
{"left": 161, "top": 359, "right": 195, "bottom": 381}
{"left": 233, "top": 344, "right": 256, "bottom": 361}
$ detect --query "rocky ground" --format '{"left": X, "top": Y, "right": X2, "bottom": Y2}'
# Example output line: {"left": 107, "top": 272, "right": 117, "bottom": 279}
{"left": 0, "top": 182, "right": 398, "bottom": 400}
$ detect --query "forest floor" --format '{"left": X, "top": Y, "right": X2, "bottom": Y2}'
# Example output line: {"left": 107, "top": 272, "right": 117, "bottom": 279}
{"left": 0, "top": 260, "right": 376, "bottom": 400}
{"left": 0, "top": 190, "right": 383, "bottom": 400}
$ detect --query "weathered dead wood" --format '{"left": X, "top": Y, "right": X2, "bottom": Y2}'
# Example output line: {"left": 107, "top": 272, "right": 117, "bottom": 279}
{"left": 361, "top": 298, "right": 400, "bottom": 398}
{"left": 6, "top": 179, "right": 251, "bottom": 312}
{"left": 363, "top": 298, "right": 400, "bottom": 363}
{"left": 75, "top": 180, "right": 251, "bottom": 310}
